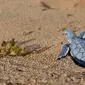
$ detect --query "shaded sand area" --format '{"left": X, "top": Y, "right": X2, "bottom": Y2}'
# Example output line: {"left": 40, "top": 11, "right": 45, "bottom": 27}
{"left": 0, "top": 0, "right": 85, "bottom": 85}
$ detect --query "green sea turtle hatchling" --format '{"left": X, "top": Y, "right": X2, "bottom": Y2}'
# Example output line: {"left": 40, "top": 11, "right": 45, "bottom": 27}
{"left": 57, "top": 29, "right": 85, "bottom": 67}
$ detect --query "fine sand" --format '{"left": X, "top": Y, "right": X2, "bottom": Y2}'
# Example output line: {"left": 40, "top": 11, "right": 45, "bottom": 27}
{"left": 0, "top": 0, "right": 85, "bottom": 85}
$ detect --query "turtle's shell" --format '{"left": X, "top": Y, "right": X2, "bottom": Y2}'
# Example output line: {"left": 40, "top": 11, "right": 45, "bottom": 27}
{"left": 70, "top": 37, "right": 85, "bottom": 66}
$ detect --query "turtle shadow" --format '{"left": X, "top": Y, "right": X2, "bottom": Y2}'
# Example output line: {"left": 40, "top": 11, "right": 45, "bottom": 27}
{"left": 58, "top": 52, "right": 85, "bottom": 68}
{"left": 71, "top": 57, "right": 85, "bottom": 68}
{"left": 68, "top": 53, "right": 85, "bottom": 68}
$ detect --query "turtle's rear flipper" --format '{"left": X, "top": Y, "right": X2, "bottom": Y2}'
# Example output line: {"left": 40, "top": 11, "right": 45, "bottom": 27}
{"left": 79, "top": 31, "right": 85, "bottom": 39}
{"left": 57, "top": 44, "right": 70, "bottom": 59}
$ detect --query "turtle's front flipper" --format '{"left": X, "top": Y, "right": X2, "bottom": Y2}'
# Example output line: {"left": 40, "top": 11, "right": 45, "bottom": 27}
{"left": 57, "top": 44, "right": 70, "bottom": 59}
{"left": 79, "top": 31, "right": 85, "bottom": 39}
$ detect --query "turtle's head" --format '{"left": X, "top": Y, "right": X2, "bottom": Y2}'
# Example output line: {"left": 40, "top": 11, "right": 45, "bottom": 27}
{"left": 65, "top": 29, "right": 76, "bottom": 43}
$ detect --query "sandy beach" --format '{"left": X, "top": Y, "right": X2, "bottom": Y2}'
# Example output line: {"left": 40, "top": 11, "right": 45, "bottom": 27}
{"left": 0, "top": 0, "right": 85, "bottom": 85}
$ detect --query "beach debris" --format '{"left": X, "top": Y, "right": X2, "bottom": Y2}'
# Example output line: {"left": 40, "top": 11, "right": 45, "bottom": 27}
{"left": 0, "top": 38, "right": 26, "bottom": 56}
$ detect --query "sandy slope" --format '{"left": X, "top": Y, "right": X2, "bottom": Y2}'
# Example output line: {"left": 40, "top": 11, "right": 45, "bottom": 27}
{"left": 0, "top": 0, "right": 85, "bottom": 85}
